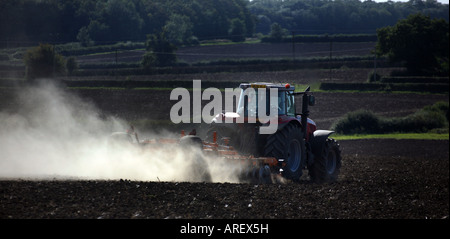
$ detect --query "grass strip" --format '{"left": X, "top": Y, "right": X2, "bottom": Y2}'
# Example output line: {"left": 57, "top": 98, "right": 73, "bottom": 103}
{"left": 332, "top": 133, "right": 449, "bottom": 141}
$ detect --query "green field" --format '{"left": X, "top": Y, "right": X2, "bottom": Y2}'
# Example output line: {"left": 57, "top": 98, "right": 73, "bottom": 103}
{"left": 333, "top": 133, "right": 449, "bottom": 141}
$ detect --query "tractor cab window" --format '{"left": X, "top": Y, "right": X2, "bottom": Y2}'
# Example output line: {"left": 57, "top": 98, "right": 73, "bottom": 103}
{"left": 286, "top": 91, "right": 295, "bottom": 116}
{"left": 276, "top": 91, "right": 286, "bottom": 115}
{"left": 237, "top": 87, "right": 286, "bottom": 117}
{"left": 237, "top": 88, "right": 257, "bottom": 117}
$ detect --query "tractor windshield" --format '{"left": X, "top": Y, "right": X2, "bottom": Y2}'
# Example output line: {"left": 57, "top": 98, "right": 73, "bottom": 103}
{"left": 236, "top": 88, "right": 287, "bottom": 117}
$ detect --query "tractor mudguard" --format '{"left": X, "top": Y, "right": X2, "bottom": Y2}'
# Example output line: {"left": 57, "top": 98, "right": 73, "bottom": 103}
{"left": 309, "top": 130, "right": 335, "bottom": 160}
{"left": 274, "top": 116, "right": 301, "bottom": 132}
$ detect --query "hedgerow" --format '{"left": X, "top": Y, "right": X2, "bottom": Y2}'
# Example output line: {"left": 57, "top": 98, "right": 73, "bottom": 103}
{"left": 331, "top": 101, "right": 449, "bottom": 134}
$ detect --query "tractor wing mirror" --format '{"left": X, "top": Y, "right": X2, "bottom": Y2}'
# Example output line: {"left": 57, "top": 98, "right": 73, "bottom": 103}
{"left": 308, "top": 95, "right": 315, "bottom": 106}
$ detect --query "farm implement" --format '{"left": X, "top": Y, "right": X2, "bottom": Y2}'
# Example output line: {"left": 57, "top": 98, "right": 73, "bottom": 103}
{"left": 110, "top": 83, "right": 342, "bottom": 183}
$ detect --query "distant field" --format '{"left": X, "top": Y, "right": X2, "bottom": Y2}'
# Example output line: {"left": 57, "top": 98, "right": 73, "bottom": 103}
{"left": 2, "top": 86, "right": 446, "bottom": 133}
{"left": 75, "top": 42, "right": 376, "bottom": 65}
{"left": 176, "top": 42, "right": 376, "bottom": 63}
{"left": 0, "top": 41, "right": 378, "bottom": 79}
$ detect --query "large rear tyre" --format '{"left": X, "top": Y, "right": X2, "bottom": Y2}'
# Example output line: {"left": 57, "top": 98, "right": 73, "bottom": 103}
{"left": 309, "top": 138, "right": 341, "bottom": 183}
{"left": 264, "top": 123, "right": 306, "bottom": 182}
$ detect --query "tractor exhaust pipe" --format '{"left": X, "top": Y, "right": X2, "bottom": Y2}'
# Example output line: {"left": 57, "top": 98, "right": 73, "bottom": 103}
{"left": 293, "top": 86, "right": 311, "bottom": 137}
{"left": 301, "top": 92, "right": 309, "bottom": 137}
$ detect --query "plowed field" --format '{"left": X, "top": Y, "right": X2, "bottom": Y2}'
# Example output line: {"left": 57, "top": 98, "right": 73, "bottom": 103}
{"left": 0, "top": 85, "right": 448, "bottom": 220}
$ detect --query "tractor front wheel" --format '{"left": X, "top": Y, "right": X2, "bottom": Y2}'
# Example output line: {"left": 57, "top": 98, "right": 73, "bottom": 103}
{"left": 309, "top": 138, "right": 341, "bottom": 183}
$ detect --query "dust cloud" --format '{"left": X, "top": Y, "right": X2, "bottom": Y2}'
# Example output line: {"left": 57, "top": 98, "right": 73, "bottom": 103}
{"left": 0, "top": 81, "right": 243, "bottom": 183}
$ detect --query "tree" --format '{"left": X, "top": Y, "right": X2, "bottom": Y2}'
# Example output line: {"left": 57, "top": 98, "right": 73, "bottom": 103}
{"left": 85, "top": 20, "right": 110, "bottom": 44}
{"left": 76, "top": 26, "right": 93, "bottom": 47}
{"left": 229, "top": 18, "right": 246, "bottom": 42}
{"left": 141, "top": 52, "right": 156, "bottom": 71}
{"left": 269, "top": 23, "right": 286, "bottom": 42}
{"left": 164, "top": 14, "right": 197, "bottom": 46}
{"left": 142, "top": 31, "right": 177, "bottom": 68}
{"left": 103, "top": 0, "right": 143, "bottom": 41}
{"left": 376, "top": 13, "right": 449, "bottom": 75}
{"left": 23, "top": 44, "right": 66, "bottom": 80}
{"left": 66, "top": 57, "right": 78, "bottom": 76}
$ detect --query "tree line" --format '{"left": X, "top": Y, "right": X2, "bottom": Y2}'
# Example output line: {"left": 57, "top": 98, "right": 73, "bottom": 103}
{"left": 249, "top": 0, "right": 449, "bottom": 35}
{"left": 0, "top": 0, "right": 254, "bottom": 47}
{"left": 22, "top": 12, "right": 448, "bottom": 79}
{"left": 1, "top": 0, "right": 448, "bottom": 48}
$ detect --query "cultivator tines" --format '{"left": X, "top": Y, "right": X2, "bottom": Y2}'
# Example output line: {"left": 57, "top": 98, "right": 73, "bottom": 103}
{"left": 201, "top": 130, "right": 283, "bottom": 183}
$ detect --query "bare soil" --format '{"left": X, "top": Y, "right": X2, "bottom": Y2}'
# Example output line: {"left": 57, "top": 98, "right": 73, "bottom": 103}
{"left": 0, "top": 139, "right": 448, "bottom": 219}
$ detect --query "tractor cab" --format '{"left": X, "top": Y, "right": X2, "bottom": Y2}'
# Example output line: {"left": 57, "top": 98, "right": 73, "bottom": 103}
{"left": 236, "top": 82, "right": 297, "bottom": 117}
{"left": 234, "top": 83, "right": 316, "bottom": 137}
{"left": 206, "top": 83, "right": 341, "bottom": 183}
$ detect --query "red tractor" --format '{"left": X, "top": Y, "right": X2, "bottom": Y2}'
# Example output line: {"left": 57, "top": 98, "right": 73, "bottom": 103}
{"left": 111, "top": 83, "right": 341, "bottom": 184}
{"left": 205, "top": 83, "right": 342, "bottom": 183}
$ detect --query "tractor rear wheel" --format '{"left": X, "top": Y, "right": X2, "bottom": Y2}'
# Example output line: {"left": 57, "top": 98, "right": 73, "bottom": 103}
{"left": 309, "top": 138, "right": 341, "bottom": 183}
{"left": 264, "top": 123, "right": 306, "bottom": 182}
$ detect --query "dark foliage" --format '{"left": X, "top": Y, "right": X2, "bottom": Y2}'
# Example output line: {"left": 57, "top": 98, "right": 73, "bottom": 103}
{"left": 331, "top": 102, "right": 449, "bottom": 134}
{"left": 249, "top": 0, "right": 449, "bottom": 35}
{"left": 23, "top": 44, "right": 66, "bottom": 80}
{"left": 1, "top": 0, "right": 448, "bottom": 48}
{"left": 0, "top": 0, "right": 254, "bottom": 47}
{"left": 376, "top": 13, "right": 449, "bottom": 75}
{"left": 143, "top": 31, "right": 177, "bottom": 68}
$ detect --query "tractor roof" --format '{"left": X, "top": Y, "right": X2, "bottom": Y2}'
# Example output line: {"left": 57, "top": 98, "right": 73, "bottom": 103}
{"left": 239, "top": 82, "right": 295, "bottom": 91}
